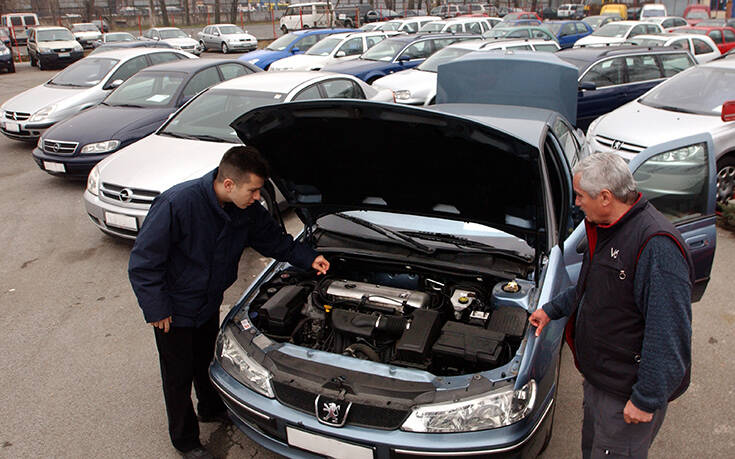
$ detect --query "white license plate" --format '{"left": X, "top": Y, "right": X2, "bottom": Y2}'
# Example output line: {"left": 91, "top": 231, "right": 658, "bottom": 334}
{"left": 59, "top": 52, "right": 70, "bottom": 57}
{"left": 104, "top": 212, "right": 138, "bottom": 231}
{"left": 43, "top": 161, "right": 65, "bottom": 173}
{"left": 286, "top": 427, "right": 373, "bottom": 459}
{"left": 5, "top": 121, "right": 19, "bottom": 132}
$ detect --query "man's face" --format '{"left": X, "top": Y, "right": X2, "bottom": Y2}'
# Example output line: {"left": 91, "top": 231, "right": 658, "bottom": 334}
{"left": 228, "top": 173, "right": 264, "bottom": 209}
{"left": 573, "top": 173, "right": 606, "bottom": 225}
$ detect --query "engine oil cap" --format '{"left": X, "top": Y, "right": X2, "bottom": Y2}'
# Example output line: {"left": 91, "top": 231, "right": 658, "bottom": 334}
{"left": 502, "top": 281, "right": 521, "bottom": 293}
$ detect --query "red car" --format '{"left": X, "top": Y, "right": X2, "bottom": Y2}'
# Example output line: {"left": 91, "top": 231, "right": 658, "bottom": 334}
{"left": 678, "top": 26, "right": 735, "bottom": 53}
{"left": 683, "top": 5, "right": 710, "bottom": 26}
{"left": 502, "top": 11, "right": 542, "bottom": 22}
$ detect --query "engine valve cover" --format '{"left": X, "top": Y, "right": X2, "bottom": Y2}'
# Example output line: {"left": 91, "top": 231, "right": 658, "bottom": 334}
{"left": 325, "top": 279, "right": 431, "bottom": 313}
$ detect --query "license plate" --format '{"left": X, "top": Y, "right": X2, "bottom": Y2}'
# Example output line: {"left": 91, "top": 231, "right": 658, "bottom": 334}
{"left": 104, "top": 212, "right": 138, "bottom": 231}
{"left": 286, "top": 427, "right": 373, "bottom": 459}
{"left": 43, "top": 161, "right": 65, "bottom": 173}
{"left": 5, "top": 121, "right": 19, "bottom": 132}
{"left": 59, "top": 52, "right": 70, "bottom": 57}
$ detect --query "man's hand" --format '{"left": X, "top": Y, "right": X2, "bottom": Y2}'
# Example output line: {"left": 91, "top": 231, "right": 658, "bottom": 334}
{"left": 528, "top": 309, "right": 551, "bottom": 337}
{"left": 312, "top": 255, "right": 330, "bottom": 275}
{"left": 150, "top": 316, "right": 172, "bottom": 333}
{"left": 623, "top": 400, "right": 653, "bottom": 424}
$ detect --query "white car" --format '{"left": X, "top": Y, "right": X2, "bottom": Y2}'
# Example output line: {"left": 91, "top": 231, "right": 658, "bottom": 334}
{"left": 83, "top": 71, "right": 393, "bottom": 239}
{"left": 71, "top": 22, "right": 102, "bottom": 48}
{"left": 647, "top": 16, "right": 689, "bottom": 32}
{"left": 375, "top": 16, "right": 441, "bottom": 33}
{"left": 269, "top": 31, "right": 396, "bottom": 71}
{"left": 419, "top": 17, "right": 491, "bottom": 35}
{"left": 627, "top": 33, "right": 721, "bottom": 63}
{"left": 640, "top": 3, "right": 667, "bottom": 19}
{"left": 372, "top": 38, "right": 561, "bottom": 106}
{"left": 140, "top": 27, "right": 202, "bottom": 55}
{"left": 574, "top": 21, "right": 664, "bottom": 47}
{"left": 585, "top": 58, "right": 735, "bottom": 203}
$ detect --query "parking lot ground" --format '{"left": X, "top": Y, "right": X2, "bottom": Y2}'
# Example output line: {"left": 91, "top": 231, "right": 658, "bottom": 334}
{"left": 1, "top": 61, "right": 734, "bottom": 458}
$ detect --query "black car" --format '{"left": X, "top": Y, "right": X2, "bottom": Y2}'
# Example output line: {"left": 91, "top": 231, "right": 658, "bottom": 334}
{"left": 32, "top": 59, "right": 260, "bottom": 178}
{"left": 0, "top": 41, "right": 14, "bottom": 73}
{"left": 89, "top": 39, "right": 174, "bottom": 55}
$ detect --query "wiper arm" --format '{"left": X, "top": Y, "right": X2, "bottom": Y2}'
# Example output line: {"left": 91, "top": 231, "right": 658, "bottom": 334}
{"left": 158, "top": 131, "right": 198, "bottom": 140}
{"left": 333, "top": 213, "right": 435, "bottom": 255}
{"left": 191, "top": 134, "right": 229, "bottom": 143}
{"left": 112, "top": 103, "right": 144, "bottom": 108}
{"left": 652, "top": 104, "right": 698, "bottom": 114}
{"left": 400, "top": 231, "right": 532, "bottom": 261}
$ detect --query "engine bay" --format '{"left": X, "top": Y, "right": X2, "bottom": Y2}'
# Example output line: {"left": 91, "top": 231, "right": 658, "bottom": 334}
{"left": 246, "top": 258, "right": 533, "bottom": 376}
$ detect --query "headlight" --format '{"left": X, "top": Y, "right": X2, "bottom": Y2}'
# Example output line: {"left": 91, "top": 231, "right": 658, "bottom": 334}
{"left": 37, "top": 46, "right": 52, "bottom": 53}
{"left": 401, "top": 380, "right": 537, "bottom": 433}
{"left": 86, "top": 165, "right": 100, "bottom": 196}
{"left": 73, "top": 43, "right": 83, "bottom": 51}
{"left": 81, "top": 140, "right": 120, "bottom": 154}
{"left": 655, "top": 142, "right": 706, "bottom": 162}
{"left": 217, "top": 327, "right": 275, "bottom": 398}
{"left": 393, "top": 90, "right": 411, "bottom": 100}
{"left": 30, "top": 104, "right": 57, "bottom": 122}
{"left": 248, "top": 58, "right": 259, "bottom": 64}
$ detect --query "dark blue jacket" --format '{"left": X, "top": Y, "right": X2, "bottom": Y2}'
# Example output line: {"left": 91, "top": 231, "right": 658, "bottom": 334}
{"left": 128, "top": 168, "right": 318, "bottom": 327}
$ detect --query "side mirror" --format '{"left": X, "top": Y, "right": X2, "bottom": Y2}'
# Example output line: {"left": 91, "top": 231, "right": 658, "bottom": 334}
{"left": 579, "top": 81, "right": 596, "bottom": 91}
{"left": 397, "top": 55, "right": 411, "bottom": 63}
{"left": 105, "top": 79, "right": 124, "bottom": 90}
{"left": 722, "top": 100, "right": 735, "bottom": 122}
{"left": 291, "top": 47, "right": 300, "bottom": 53}
{"left": 214, "top": 32, "right": 220, "bottom": 36}
{"left": 153, "top": 36, "right": 160, "bottom": 41}
{"left": 335, "top": 50, "right": 346, "bottom": 57}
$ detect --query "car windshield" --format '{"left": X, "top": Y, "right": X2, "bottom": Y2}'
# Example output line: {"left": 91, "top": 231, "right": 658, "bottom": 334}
{"left": 267, "top": 32, "right": 298, "bottom": 50}
{"left": 592, "top": 23, "right": 631, "bottom": 37}
{"left": 160, "top": 29, "right": 187, "bottom": 39}
{"left": 420, "top": 22, "right": 445, "bottom": 32}
{"left": 686, "top": 11, "right": 709, "bottom": 19}
{"left": 219, "top": 25, "right": 244, "bottom": 34}
{"left": 418, "top": 47, "right": 473, "bottom": 72}
{"left": 72, "top": 24, "right": 98, "bottom": 32}
{"left": 642, "top": 10, "right": 666, "bottom": 17}
{"left": 160, "top": 88, "right": 284, "bottom": 143}
{"left": 37, "top": 29, "right": 75, "bottom": 41}
{"left": 305, "top": 37, "right": 341, "bottom": 55}
{"left": 104, "top": 72, "right": 186, "bottom": 107}
{"left": 639, "top": 66, "right": 735, "bottom": 115}
{"left": 380, "top": 21, "right": 402, "bottom": 31}
{"left": 361, "top": 39, "right": 405, "bottom": 61}
{"left": 546, "top": 23, "right": 563, "bottom": 34}
{"left": 48, "top": 57, "right": 119, "bottom": 87}
{"left": 105, "top": 32, "right": 135, "bottom": 42}
{"left": 584, "top": 17, "right": 605, "bottom": 28}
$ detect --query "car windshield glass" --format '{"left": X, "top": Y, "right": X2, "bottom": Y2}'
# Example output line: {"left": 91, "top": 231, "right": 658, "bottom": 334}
{"left": 37, "top": 29, "right": 75, "bottom": 41}
{"left": 593, "top": 23, "right": 630, "bottom": 37}
{"left": 72, "top": 24, "right": 97, "bottom": 31}
{"left": 361, "top": 39, "right": 405, "bottom": 61}
{"left": 106, "top": 33, "right": 135, "bottom": 42}
{"left": 642, "top": 10, "right": 666, "bottom": 17}
{"left": 584, "top": 17, "right": 604, "bottom": 28}
{"left": 159, "top": 29, "right": 187, "bottom": 39}
{"left": 104, "top": 72, "right": 186, "bottom": 107}
{"left": 418, "top": 47, "right": 473, "bottom": 72}
{"left": 160, "top": 88, "right": 284, "bottom": 143}
{"left": 219, "top": 25, "right": 244, "bottom": 34}
{"left": 639, "top": 66, "right": 735, "bottom": 115}
{"left": 306, "top": 37, "right": 341, "bottom": 55}
{"left": 381, "top": 21, "right": 402, "bottom": 31}
{"left": 686, "top": 11, "right": 709, "bottom": 19}
{"left": 420, "top": 22, "right": 445, "bottom": 32}
{"left": 546, "top": 23, "right": 563, "bottom": 34}
{"left": 48, "top": 57, "right": 119, "bottom": 87}
{"left": 267, "top": 32, "right": 297, "bottom": 50}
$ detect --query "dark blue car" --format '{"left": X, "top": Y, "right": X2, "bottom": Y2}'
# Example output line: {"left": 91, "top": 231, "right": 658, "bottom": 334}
{"left": 32, "top": 58, "right": 259, "bottom": 178}
{"left": 0, "top": 41, "right": 14, "bottom": 73}
{"left": 238, "top": 28, "right": 354, "bottom": 70}
{"left": 544, "top": 20, "right": 593, "bottom": 48}
{"left": 322, "top": 33, "right": 474, "bottom": 82}
{"left": 557, "top": 46, "right": 697, "bottom": 129}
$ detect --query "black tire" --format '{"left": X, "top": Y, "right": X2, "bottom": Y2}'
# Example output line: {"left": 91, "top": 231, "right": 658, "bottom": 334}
{"left": 38, "top": 58, "right": 45, "bottom": 71}
{"left": 30, "top": 54, "right": 36, "bottom": 67}
{"left": 344, "top": 19, "right": 354, "bottom": 28}
{"left": 9, "top": 60, "right": 15, "bottom": 73}
{"left": 221, "top": 42, "right": 228, "bottom": 54}
{"left": 199, "top": 40, "right": 206, "bottom": 51}
{"left": 259, "top": 187, "right": 277, "bottom": 218}
{"left": 281, "top": 25, "right": 288, "bottom": 34}
{"left": 717, "top": 156, "right": 735, "bottom": 203}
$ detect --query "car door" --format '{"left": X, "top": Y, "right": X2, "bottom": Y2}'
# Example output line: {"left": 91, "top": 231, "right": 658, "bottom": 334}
{"left": 722, "top": 28, "right": 735, "bottom": 52}
{"left": 708, "top": 29, "right": 725, "bottom": 52}
{"left": 689, "top": 37, "right": 719, "bottom": 63}
{"left": 335, "top": 37, "right": 364, "bottom": 60}
{"left": 577, "top": 57, "right": 627, "bottom": 129}
{"left": 622, "top": 53, "right": 665, "bottom": 100}
{"left": 558, "top": 22, "right": 577, "bottom": 48}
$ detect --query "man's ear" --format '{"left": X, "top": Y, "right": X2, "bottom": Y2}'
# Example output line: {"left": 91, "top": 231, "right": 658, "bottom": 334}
{"left": 599, "top": 189, "right": 614, "bottom": 206}
{"left": 223, "top": 178, "right": 235, "bottom": 191}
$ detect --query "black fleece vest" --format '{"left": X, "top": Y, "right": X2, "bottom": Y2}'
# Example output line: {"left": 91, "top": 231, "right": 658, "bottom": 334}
{"left": 572, "top": 196, "right": 694, "bottom": 399}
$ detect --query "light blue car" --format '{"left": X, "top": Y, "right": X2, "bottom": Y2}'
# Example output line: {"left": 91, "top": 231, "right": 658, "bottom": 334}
{"left": 237, "top": 28, "right": 354, "bottom": 69}
{"left": 210, "top": 52, "right": 717, "bottom": 457}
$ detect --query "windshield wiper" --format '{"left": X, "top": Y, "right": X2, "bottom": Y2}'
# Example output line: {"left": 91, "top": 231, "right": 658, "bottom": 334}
{"left": 648, "top": 104, "right": 699, "bottom": 115}
{"left": 158, "top": 131, "right": 198, "bottom": 140}
{"left": 49, "top": 82, "right": 86, "bottom": 87}
{"left": 400, "top": 231, "right": 533, "bottom": 262}
{"left": 112, "top": 103, "right": 144, "bottom": 108}
{"left": 332, "top": 213, "right": 435, "bottom": 255}
{"left": 190, "top": 134, "right": 229, "bottom": 143}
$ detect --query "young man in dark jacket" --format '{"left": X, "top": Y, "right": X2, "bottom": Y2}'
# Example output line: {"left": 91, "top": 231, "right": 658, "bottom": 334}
{"left": 529, "top": 152, "right": 692, "bottom": 459}
{"left": 129, "top": 146, "right": 329, "bottom": 458}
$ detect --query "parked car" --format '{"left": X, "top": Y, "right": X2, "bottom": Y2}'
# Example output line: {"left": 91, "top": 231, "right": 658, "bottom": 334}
{"left": 544, "top": 20, "right": 593, "bottom": 48}
{"left": 364, "top": 9, "right": 403, "bottom": 22}
{"left": 208, "top": 52, "right": 716, "bottom": 459}
{"left": 640, "top": 3, "right": 667, "bottom": 19}
{"left": 334, "top": 4, "right": 374, "bottom": 28}
{"left": 26, "top": 26, "right": 84, "bottom": 70}
{"left": 0, "top": 48, "right": 195, "bottom": 142}
{"left": 483, "top": 25, "right": 558, "bottom": 42}
{"left": 83, "top": 71, "right": 393, "bottom": 238}
{"left": 91, "top": 18, "right": 110, "bottom": 33}
{"left": 648, "top": 16, "right": 688, "bottom": 32}
{"left": 539, "top": 6, "right": 558, "bottom": 19}
{"left": 430, "top": 4, "right": 464, "bottom": 18}
{"left": 238, "top": 28, "right": 355, "bottom": 70}
{"left": 0, "top": 12, "right": 39, "bottom": 45}
{"left": 683, "top": 5, "right": 710, "bottom": 26}
{"left": 501, "top": 11, "right": 542, "bottom": 22}
{"left": 71, "top": 23, "right": 102, "bottom": 48}
{"left": 280, "top": 2, "right": 336, "bottom": 33}
{"left": 32, "top": 59, "right": 258, "bottom": 179}
{"left": 372, "top": 38, "right": 560, "bottom": 105}
{"left": 270, "top": 31, "right": 397, "bottom": 71}
{"left": 419, "top": 17, "right": 492, "bottom": 34}
{"left": 322, "top": 33, "right": 474, "bottom": 83}
{"left": 697, "top": 18, "right": 735, "bottom": 29}
{"left": 676, "top": 26, "right": 735, "bottom": 54}
{"left": 599, "top": 3, "right": 627, "bottom": 19}
{"left": 198, "top": 24, "right": 257, "bottom": 53}
{"left": 92, "top": 32, "right": 136, "bottom": 48}
{"left": 0, "top": 41, "right": 14, "bottom": 73}
{"left": 90, "top": 39, "right": 174, "bottom": 54}
{"left": 557, "top": 3, "right": 585, "bottom": 19}
{"left": 0, "top": 26, "right": 14, "bottom": 45}
{"left": 140, "top": 27, "right": 202, "bottom": 55}
{"left": 586, "top": 58, "right": 735, "bottom": 204}
{"left": 574, "top": 21, "right": 664, "bottom": 47}
{"left": 375, "top": 16, "right": 442, "bottom": 33}
{"left": 582, "top": 14, "right": 622, "bottom": 30}
{"left": 627, "top": 33, "right": 721, "bottom": 63}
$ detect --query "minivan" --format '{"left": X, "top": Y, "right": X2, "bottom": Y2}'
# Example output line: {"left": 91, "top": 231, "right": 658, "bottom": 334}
{"left": 280, "top": 2, "right": 335, "bottom": 33}
{"left": 599, "top": 3, "right": 627, "bottom": 19}
{"left": 640, "top": 3, "right": 667, "bottom": 19}
{"left": 0, "top": 12, "right": 39, "bottom": 45}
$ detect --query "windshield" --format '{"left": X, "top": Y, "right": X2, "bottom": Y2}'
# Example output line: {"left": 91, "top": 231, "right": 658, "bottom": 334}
{"left": 420, "top": 22, "right": 445, "bottom": 32}
{"left": 48, "top": 57, "right": 118, "bottom": 87}
{"left": 418, "top": 47, "right": 473, "bottom": 72}
{"left": 640, "top": 66, "right": 735, "bottom": 115}
{"left": 305, "top": 37, "right": 341, "bottom": 55}
{"left": 159, "top": 29, "right": 187, "bottom": 39}
{"left": 592, "top": 23, "right": 631, "bottom": 37}
{"left": 219, "top": 25, "right": 244, "bottom": 34}
{"left": 104, "top": 72, "right": 186, "bottom": 107}
{"left": 267, "top": 32, "right": 298, "bottom": 50}
{"left": 105, "top": 32, "right": 135, "bottom": 42}
{"left": 38, "top": 29, "right": 75, "bottom": 41}
{"left": 685, "top": 10, "right": 709, "bottom": 19}
{"left": 381, "top": 21, "right": 402, "bottom": 31}
{"left": 72, "top": 24, "right": 98, "bottom": 32}
{"left": 584, "top": 17, "right": 605, "bottom": 28}
{"left": 642, "top": 10, "right": 666, "bottom": 17}
{"left": 160, "top": 88, "right": 284, "bottom": 143}
{"left": 361, "top": 39, "right": 404, "bottom": 61}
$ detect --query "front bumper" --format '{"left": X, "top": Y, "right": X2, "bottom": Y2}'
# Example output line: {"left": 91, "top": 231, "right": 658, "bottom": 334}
{"left": 39, "top": 50, "right": 84, "bottom": 67}
{"left": 0, "top": 55, "right": 13, "bottom": 71}
{"left": 209, "top": 360, "right": 554, "bottom": 458}
{"left": 224, "top": 41, "right": 257, "bottom": 51}
{"left": 32, "top": 146, "right": 106, "bottom": 179}
{"left": 0, "top": 120, "right": 54, "bottom": 141}
{"left": 83, "top": 189, "right": 148, "bottom": 239}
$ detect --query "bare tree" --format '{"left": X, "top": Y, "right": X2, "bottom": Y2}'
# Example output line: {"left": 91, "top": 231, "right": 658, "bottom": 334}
{"left": 184, "top": 0, "right": 191, "bottom": 25}
{"left": 149, "top": 0, "right": 156, "bottom": 27}
{"left": 229, "top": 0, "right": 238, "bottom": 24}
{"left": 158, "top": 0, "right": 170, "bottom": 26}
{"left": 215, "top": 0, "right": 221, "bottom": 23}
{"left": 83, "top": 0, "right": 95, "bottom": 21}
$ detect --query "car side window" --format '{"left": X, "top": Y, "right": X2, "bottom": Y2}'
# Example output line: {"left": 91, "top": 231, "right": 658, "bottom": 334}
{"left": 203, "top": 26, "right": 210, "bottom": 34}
{"left": 624, "top": 54, "right": 662, "bottom": 82}
{"left": 366, "top": 36, "right": 384, "bottom": 48}
{"left": 447, "top": 24, "right": 463, "bottom": 33}
{"left": 629, "top": 25, "right": 645, "bottom": 37}
{"left": 181, "top": 67, "right": 222, "bottom": 101}
{"left": 338, "top": 37, "right": 363, "bottom": 56}
{"left": 723, "top": 28, "right": 735, "bottom": 42}
{"left": 292, "top": 84, "right": 322, "bottom": 101}
{"left": 149, "top": 52, "right": 180, "bottom": 65}
{"left": 508, "top": 29, "right": 531, "bottom": 38}
{"left": 669, "top": 39, "right": 686, "bottom": 50}
{"left": 320, "top": 79, "right": 365, "bottom": 99}
{"left": 107, "top": 56, "right": 150, "bottom": 86}
{"left": 676, "top": 18, "right": 687, "bottom": 27}
{"left": 657, "top": 53, "right": 694, "bottom": 77}
{"left": 533, "top": 29, "right": 552, "bottom": 39}
{"left": 152, "top": 30, "right": 160, "bottom": 39}
{"left": 535, "top": 43, "right": 560, "bottom": 52}
{"left": 399, "top": 41, "right": 432, "bottom": 60}
{"left": 467, "top": 22, "right": 482, "bottom": 34}
{"left": 581, "top": 57, "right": 625, "bottom": 87}
{"left": 143, "top": 29, "right": 151, "bottom": 38}
{"left": 433, "top": 38, "right": 461, "bottom": 49}
{"left": 709, "top": 30, "right": 723, "bottom": 44}
{"left": 662, "top": 19, "right": 673, "bottom": 29}
{"left": 692, "top": 38, "right": 714, "bottom": 54}
{"left": 647, "top": 24, "right": 661, "bottom": 34}
{"left": 576, "top": 22, "right": 589, "bottom": 34}
{"left": 405, "top": 22, "right": 418, "bottom": 33}
{"left": 219, "top": 63, "right": 250, "bottom": 80}
{"left": 551, "top": 117, "right": 579, "bottom": 167}
{"left": 561, "top": 23, "right": 576, "bottom": 36}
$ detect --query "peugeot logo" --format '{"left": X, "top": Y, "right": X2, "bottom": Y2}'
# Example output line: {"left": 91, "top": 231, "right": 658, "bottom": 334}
{"left": 322, "top": 402, "right": 340, "bottom": 423}
{"left": 314, "top": 395, "right": 351, "bottom": 427}
{"left": 118, "top": 188, "right": 134, "bottom": 203}
{"left": 611, "top": 140, "right": 623, "bottom": 150}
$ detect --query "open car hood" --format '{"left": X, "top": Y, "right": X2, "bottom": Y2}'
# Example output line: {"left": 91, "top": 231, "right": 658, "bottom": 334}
{"left": 231, "top": 100, "right": 549, "bottom": 249}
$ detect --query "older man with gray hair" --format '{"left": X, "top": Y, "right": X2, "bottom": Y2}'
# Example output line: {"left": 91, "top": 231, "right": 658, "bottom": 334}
{"left": 529, "top": 152, "right": 694, "bottom": 459}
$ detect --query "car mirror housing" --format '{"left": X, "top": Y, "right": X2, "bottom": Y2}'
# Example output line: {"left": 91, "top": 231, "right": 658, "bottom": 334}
{"left": 104, "top": 79, "right": 124, "bottom": 90}
{"left": 579, "top": 81, "right": 596, "bottom": 91}
{"left": 335, "top": 50, "right": 346, "bottom": 57}
{"left": 721, "top": 100, "right": 735, "bottom": 122}
{"left": 291, "top": 47, "right": 300, "bottom": 53}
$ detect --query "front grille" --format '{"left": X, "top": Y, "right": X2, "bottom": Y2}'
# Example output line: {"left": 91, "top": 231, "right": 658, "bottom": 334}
{"left": 594, "top": 135, "right": 646, "bottom": 154}
{"left": 53, "top": 48, "right": 72, "bottom": 52}
{"left": 100, "top": 182, "right": 159, "bottom": 206}
{"left": 4, "top": 110, "right": 30, "bottom": 121}
{"left": 42, "top": 139, "right": 78, "bottom": 155}
{"left": 272, "top": 381, "right": 409, "bottom": 430}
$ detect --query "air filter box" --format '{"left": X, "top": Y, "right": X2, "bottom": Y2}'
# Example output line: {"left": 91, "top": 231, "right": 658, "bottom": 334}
{"left": 395, "top": 309, "right": 442, "bottom": 364}
{"left": 258, "top": 285, "right": 309, "bottom": 335}
{"left": 432, "top": 322, "right": 504, "bottom": 366}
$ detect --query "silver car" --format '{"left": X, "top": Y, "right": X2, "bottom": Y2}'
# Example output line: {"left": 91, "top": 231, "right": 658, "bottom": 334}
{"left": 83, "top": 71, "right": 394, "bottom": 239}
{"left": 140, "top": 27, "right": 202, "bottom": 55}
{"left": 0, "top": 47, "right": 196, "bottom": 142}
{"left": 197, "top": 24, "right": 258, "bottom": 53}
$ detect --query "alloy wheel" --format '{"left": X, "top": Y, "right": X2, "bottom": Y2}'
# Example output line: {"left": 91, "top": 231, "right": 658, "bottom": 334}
{"left": 717, "top": 165, "right": 735, "bottom": 203}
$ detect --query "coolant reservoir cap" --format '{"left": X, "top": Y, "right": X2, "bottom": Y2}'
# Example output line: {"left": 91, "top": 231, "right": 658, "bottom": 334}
{"left": 458, "top": 296, "right": 470, "bottom": 304}
{"left": 502, "top": 281, "right": 521, "bottom": 293}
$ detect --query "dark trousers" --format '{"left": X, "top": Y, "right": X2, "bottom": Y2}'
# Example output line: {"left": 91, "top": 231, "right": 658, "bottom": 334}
{"left": 154, "top": 314, "right": 225, "bottom": 452}
{"left": 582, "top": 380, "right": 667, "bottom": 459}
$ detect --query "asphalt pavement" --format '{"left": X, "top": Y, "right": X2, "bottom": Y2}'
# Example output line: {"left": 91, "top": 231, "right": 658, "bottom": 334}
{"left": 0, "top": 60, "right": 733, "bottom": 458}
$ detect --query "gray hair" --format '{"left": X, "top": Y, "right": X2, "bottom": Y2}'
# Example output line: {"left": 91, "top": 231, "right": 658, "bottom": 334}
{"left": 572, "top": 152, "right": 637, "bottom": 202}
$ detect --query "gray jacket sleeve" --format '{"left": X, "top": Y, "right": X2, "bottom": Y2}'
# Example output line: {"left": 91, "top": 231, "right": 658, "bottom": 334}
{"left": 542, "top": 285, "right": 576, "bottom": 320}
